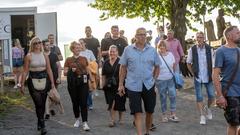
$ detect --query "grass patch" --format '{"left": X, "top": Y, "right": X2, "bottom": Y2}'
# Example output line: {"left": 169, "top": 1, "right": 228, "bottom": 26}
{"left": 0, "top": 91, "right": 31, "bottom": 117}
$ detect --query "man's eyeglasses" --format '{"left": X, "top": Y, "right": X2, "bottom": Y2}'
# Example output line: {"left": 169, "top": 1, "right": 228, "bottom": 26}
{"left": 136, "top": 33, "right": 146, "bottom": 36}
{"left": 33, "top": 41, "right": 42, "bottom": 45}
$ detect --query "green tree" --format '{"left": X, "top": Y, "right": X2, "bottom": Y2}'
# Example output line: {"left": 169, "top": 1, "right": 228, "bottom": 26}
{"left": 89, "top": 0, "right": 240, "bottom": 51}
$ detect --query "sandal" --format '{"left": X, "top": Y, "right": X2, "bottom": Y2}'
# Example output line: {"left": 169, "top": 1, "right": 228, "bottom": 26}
{"left": 118, "top": 120, "right": 123, "bottom": 125}
{"left": 169, "top": 115, "right": 180, "bottom": 122}
{"left": 162, "top": 116, "right": 168, "bottom": 123}
{"left": 108, "top": 121, "right": 115, "bottom": 127}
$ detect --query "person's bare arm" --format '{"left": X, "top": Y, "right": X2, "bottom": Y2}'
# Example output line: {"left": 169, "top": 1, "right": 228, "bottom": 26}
{"left": 118, "top": 65, "right": 127, "bottom": 96}
{"left": 187, "top": 63, "right": 194, "bottom": 76}
{"left": 153, "top": 65, "right": 160, "bottom": 79}
{"left": 63, "top": 67, "right": 68, "bottom": 76}
{"left": 56, "top": 61, "right": 62, "bottom": 84}
{"left": 212, "top": 67, "right": 227, "bottom": 108}
{"left": 101, "top": 51, "right": 109, "bottom": 56}
{"left": 97, "top": 47, "right": 102, "bottom": 61}
{"left": 97, "top": 47, "right": 102, "bottom": 67}
{"left": 102, "top": 75, "right": 106, "bottom": 88}
{"left": 20, "top": 54, "right": 30, "bottom": 94}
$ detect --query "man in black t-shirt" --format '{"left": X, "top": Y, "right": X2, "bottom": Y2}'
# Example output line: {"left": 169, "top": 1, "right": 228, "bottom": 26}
{"left": 84, "top": 26, "right": 101, "bottom": 62}
{"left": 48, "top": 34, "right": 63, "bottom": 61}
{"left": 101, "top": 25, "right": 128, "bottom": 61}
{"left": 42, "top": 39, "right": 62, "bottom": 119}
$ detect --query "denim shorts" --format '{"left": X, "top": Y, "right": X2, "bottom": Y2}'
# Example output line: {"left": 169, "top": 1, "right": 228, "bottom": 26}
{"left": 13, "top": 58, "right": 23, "bottom": 67}
{"left": 127, "top": 84, "right": 156, "bottom": 115}
{"left": 194, "top": 79, "right": 215, "bottom": 102}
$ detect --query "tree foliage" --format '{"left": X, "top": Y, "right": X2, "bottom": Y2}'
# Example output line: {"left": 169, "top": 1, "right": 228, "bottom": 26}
{"left": 89, "top": 0, "right": 240, "bottom": 51}
{"left": 90, "top": 0, "right": 239, "bottom": 25}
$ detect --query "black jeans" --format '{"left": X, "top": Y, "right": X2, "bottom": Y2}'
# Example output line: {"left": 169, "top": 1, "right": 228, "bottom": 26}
{"left": 27, "top": 78, "right": 48, "bottom": 121}
{"left": 67, "top": 71, "right": 89, "bottom": 122}
{"left": 28, "top": 70, "right": 50, "bottom": 129}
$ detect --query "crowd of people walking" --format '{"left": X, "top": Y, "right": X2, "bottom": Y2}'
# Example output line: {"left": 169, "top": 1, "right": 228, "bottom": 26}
{"left": 13, "top": 24, "right": 240, "bottom": 135}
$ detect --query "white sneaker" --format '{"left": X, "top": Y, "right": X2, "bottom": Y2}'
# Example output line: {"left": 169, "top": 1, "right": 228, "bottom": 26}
{"left": 200, "top": 115, "right": 206, "bottom": 125}
{"left": 73, "top": 119, "right": 80, "bottom": 127}
{"left": 13, "top": 84, "right": 18, "bottom": 89}
{"left": 206, "top": 109, "right": 213, "bottom": 120}
{"left": 83, "top": 122, "right": 90, "bottom": 131}
{"left": 94, "top": 91, "right": 99, "bottom": 97}
{"left": 88, "top": 106, "right": 93, "bottom": 110}
{"left": 17, "top": 83, "right": 21, "bottom": 88}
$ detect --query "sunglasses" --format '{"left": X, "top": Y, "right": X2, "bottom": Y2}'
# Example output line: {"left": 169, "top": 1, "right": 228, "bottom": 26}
{"left": 33, "top": 41, "right": 42, "bottom": 45}
{"left": 136, "top": 33, "right": 146, "bottom": 36}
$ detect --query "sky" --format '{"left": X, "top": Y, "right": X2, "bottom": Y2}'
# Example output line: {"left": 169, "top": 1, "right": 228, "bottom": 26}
{"left": 1, "top": 0, "right": 239, "bottom": 51}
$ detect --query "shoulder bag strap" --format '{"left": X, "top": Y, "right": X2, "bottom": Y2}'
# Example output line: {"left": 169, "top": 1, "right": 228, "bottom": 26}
{"left": 160, "top": 53, "right": 174, "bottom": 76}
{"left": 111, "top": 59, "right": 119, "bottom": 78}
{"left": 223, "top": 49, "right": 240, "bottom": 96}
{"left": 73, "top": 57, "right": 85, "bottom": 74}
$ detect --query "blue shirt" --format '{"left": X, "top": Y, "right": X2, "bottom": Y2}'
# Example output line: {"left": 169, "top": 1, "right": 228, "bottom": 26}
{"left": 119, "top": 44, "right": 161, "bottom": 92}
{"left": 214, "top": 46, "right": 240, "bottom": 96}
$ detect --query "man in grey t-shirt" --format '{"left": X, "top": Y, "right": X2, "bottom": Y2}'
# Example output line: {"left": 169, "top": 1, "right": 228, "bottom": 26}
{"left": 213, "top": 26, "right": 240, "bottom": 135}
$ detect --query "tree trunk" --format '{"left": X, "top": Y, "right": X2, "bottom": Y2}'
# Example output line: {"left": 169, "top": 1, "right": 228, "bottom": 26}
{"left": 170, "top": 0, "right": 189, "bottom": 53}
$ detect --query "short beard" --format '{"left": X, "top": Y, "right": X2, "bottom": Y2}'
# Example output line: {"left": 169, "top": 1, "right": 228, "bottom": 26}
{"left": 234, "top": 38, "right": 240, "bottom": 44}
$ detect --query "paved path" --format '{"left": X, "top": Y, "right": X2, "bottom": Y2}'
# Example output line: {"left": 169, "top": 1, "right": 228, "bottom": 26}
{"left": 0, "top": 77, "right": 228, "bottom": 135}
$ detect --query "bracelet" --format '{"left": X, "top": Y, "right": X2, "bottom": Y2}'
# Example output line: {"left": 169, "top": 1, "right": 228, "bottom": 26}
{"left": 217, "top": 96, "right": 224, "bottom": 100}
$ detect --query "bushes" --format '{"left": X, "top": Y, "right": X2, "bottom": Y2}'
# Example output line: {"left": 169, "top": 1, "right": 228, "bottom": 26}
{"left": 0, "top": 92, "right": 30, "bottom": 116}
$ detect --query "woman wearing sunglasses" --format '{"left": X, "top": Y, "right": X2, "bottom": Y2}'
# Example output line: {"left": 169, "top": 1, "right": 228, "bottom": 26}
{"left": 20, "top": 37, "right": 55, "bottom": 135}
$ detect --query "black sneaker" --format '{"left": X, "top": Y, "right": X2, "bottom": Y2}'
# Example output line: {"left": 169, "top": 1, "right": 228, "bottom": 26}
{"left": 150, "top": 124, "right": 156, "bottom": 131}
{"left": 45, "top": 114, "right": 50, "bottom": 120}
{"left": 41, "top": 128, "right": 47, "bottom": 135}
{"left": 50, "top": 110, "right": 55, "bottom": 116}
{"left": 37, "top": 120, "right": 41, "bottom": 131}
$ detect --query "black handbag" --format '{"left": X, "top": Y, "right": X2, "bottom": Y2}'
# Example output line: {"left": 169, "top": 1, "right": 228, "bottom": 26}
{"left": 107, "top": 62, "right": 118, "bottom": 88}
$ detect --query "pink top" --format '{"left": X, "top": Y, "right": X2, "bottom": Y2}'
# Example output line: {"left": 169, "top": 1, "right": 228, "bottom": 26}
{"left": 12, "top": 47, "right": 24, "bottom": 59}
{"left": 166, "top": 38, "right": 184, "bottom": 63}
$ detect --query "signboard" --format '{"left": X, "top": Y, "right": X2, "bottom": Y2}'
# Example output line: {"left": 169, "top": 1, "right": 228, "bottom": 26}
{"left": 0, "top": 14, "right": 11, "bottom": 39}
{"left": 0, "top": 39, "right": 11, "bottom": 74}
{"left": 64, "top": 44, "right": 72, "bottom": 59}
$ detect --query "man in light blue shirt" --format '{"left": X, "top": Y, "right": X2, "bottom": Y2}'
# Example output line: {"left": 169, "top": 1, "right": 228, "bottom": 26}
{"left": 118, "top": 27, "right": 160, "bottom": 135}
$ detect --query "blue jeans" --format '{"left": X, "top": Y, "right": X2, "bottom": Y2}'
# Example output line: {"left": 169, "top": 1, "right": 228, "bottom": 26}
{"left": 156, "top": 78, "right": 176, "bottom": 113}
{"left": 87, "top": 92, "right": 93, "bottom": 108}
{"left": 194, "top": 79, "right": 215, "bottom": 102}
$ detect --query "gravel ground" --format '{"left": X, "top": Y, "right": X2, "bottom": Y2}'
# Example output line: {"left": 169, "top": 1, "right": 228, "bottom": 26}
{"left": 0, "top": 77, "right": 228, "bottom": 135}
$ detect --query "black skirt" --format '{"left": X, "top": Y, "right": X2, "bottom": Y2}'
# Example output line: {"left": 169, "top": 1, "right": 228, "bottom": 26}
{"left": 103, "top": 85, "right": 126, "bottom": 111}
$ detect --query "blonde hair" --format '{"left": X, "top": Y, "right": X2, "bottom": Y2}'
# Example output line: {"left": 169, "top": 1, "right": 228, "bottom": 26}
{"left": 69, "top": 41, "right": 79, "bottom": 52}
{"left": 29, "top": 36, "right": 43, "bottom": 52}
{"left": 109, "top": 45, "right": 118, "bottom": 51}
{"left": 108, "top": 45, "right": 119, "bottom": 57}
{"left": 157, "top": 40, "right": 167, "bottom": 51}
{"left": 167, "top": 29, "right": 174, "bottom": 34}
{"left": 13, "top": 39, "right": 22, "bottom": 48}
